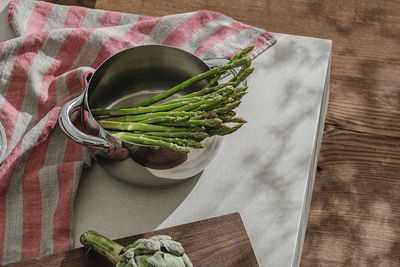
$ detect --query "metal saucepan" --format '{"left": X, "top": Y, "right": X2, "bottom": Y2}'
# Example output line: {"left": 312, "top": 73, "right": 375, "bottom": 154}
{"left": 59, "top": 45, "right": 245, "bottom": 187}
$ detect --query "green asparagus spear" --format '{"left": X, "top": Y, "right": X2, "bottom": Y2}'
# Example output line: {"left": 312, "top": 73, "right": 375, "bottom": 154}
{"left": 213, "top": 101, "right": 241, "bottom": 114}
{"left": 98, "top": 121, "right": 198, "bottom": 132}
{"left": 158, "top": 85, "right": 233, "bottom": 107}
{"left": 111, "top": 131, "right": 189, "bottom": 153}
{"left": 135, "top": 131, "right": 209, "bottom": 140}
{"left": 229, "top": 59, "right": 251, "bottom": 83}
{"left": 204, "top": 45, "right": 255, "bottom": 88}
{"left": 130, "top": 58, "right": 251, "bottom": 107}
{"left": 174, "top": 96, "right": 224, "bottom": 111}
{"left": 179, "top": 82, "right": 236, "bottom": 99}
{"left": 116, "top": 133, "right": 204, "bottom": 148}
{"left": 231, "top": 67, "right": 255, "bottom": 86}
{"left": 221, "top": 117, "right": 247, "bottom": 123}
{"left": 231, "top": 91, "right": 248, "bottom": 101}
{"left": 101, "top": 111, "right": 204, "bottom": 122}
{"left": 209, "top": 123, "right": 245, "bottom": 136}
{"left": 91, "top": 102, "right": 187, "bottom": 116}
{"left": 159, "top": 118, "right": 223, "bottom": 128}
{"left": 139, "top": 116, "right": 190, "bottom": 124}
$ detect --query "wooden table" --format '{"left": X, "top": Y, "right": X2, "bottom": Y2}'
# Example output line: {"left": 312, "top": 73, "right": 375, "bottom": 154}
{"left": 48, "top": 0, "right": 400, "bottom": 265}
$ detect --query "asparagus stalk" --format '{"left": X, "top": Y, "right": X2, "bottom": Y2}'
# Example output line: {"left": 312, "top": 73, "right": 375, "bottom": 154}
{"left": 130, "top": 58, "right": 251, "bottom": 107}
{"left": 158, "top": 85, "right": 233, "bottom": 107}
{"left": 159, "top": 118, "right": 223, "bottom": 128}
{"left": 115, "top": 133, "right": 204, "bottom": 148}
{"left": 156, "top": 96, "right": 207, "bottom": 106}
{"left": 178, "top": 82, "right": 236, "bottom": 99}
{"left": 191, "top": 111, "right": 218, "bottom": 120}
{"left": 135, "top": 131, "right": 209, "bottom": 140}
{"left": 174, "top": 96, "right": 224, "bottom": 111}
{"left": 203, "top": 45, "right": 255, "bottom": 88}
{"left": 231, "top": 67, "right": 255, "bottom": 86}
{"left": 98, "top": 121, "right": 199, "bottom": 132}
{"left": 229, "top": 59, "right": 252, "bottom": 83}
{"left": 111, "top": 131, "right": 190, "bottom": 153}
{"left": 209, "top": 123, "right": 244, "bottom": 136}
{"left": 213, "top": 101, "right": 241, "bottom": 114}
{"left": 231, "top": 91, "right": 248, "bottom": 101}
{"left": 91, "top": 102, "right": 187, "bottom": 116}
{"left": 221, "top": 117, "right": 247, "bottom": 123}
{"left": 231, "top": 45, "right": 255, "bottom": 61}
{"left": 139, "top": 116, "right": 190, "bottom": 124}
{"left": 102, "top": 111, "right": 205, "bottom": 122}
{"left": 190, "top": 96, "right": 225, "bottom": 112}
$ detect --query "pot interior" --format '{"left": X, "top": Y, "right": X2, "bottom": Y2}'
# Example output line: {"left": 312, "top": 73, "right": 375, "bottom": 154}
{"left": 87, "top": 45, "right": 211, "bottom": 109}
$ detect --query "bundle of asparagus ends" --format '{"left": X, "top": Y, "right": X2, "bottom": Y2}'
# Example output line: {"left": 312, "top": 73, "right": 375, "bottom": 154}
{"left": 91, "top": 46, "right": 256, "bottom": 153}
{"left": 80, "top": 230, "right": 193, "bottom": 267}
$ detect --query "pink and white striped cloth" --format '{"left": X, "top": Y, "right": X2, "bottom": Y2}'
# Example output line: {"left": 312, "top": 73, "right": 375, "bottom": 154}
{"left": 0, "top": 0, "right": 275, "bottom": 264}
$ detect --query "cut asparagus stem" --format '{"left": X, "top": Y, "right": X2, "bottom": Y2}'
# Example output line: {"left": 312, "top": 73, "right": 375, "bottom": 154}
{"left": 204, "top": 45, "right": 255, "bottom": 88}
{"left": 111, "top": 131, "right": 189, "bottom": 153}
{"left": 80, "top": 231, "right": 123, "bottom": 265}
{"left": 98, "top": 121, "right": 198, "bottom": 132}
{"left": 130, "top": 58, "right": 251, "bottom": 107}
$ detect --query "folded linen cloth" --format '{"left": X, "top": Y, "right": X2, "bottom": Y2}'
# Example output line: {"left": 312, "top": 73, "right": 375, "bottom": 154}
{"left": 0, "top": 0, "right": 276, "bottom": 264}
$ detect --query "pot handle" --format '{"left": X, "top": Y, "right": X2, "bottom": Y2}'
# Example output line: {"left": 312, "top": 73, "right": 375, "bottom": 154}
{"left": 59, "top": 93, "right": 114, "bottom": 154}
{"left": 203, "top": 58, "right": 247, "bottom": 87}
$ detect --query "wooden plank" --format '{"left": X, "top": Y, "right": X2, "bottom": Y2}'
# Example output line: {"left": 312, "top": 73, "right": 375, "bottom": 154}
{"left": 46, "top": 0, "right": 96, "bottom": 8}
{"left": 7, "top": 213, "right": 259, "bottom": 267}
{"left": 302, "top": 125, "right": 400, "bottom": 266}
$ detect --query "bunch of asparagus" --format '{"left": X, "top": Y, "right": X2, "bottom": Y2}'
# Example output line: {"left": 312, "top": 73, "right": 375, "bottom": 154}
{"left": 91, "top": 46, "right": 255, "bottom": 153}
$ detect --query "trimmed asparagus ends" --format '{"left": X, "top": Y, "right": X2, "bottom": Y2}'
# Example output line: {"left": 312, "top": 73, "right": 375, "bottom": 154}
{"left": 93, "top": 46, "right": 256, "bottom": 153}
{"left": 80, "top": 231, "right": 193, "bottom": 267}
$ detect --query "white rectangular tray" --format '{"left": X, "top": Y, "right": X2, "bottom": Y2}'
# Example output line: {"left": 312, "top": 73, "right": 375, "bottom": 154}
{"left": 74, "top": 34, "right": 331, "bottom": 267}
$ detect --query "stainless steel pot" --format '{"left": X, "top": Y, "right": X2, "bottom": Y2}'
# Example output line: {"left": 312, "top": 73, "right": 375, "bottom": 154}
{"left": 59, "top": 45, "right": 244, "bottom": 187}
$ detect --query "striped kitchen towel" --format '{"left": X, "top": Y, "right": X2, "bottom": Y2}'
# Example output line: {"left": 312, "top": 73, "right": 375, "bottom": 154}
{"left": 0, "top": 0, "right": 276, "bottom": 264}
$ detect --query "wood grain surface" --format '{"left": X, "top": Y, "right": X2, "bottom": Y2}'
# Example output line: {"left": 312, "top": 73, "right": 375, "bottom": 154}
{"left": 8, "top": 213, "right": 258, "bottom": 267}
{"left": 44, "top": 0, "right": 400, "bottom": 265}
